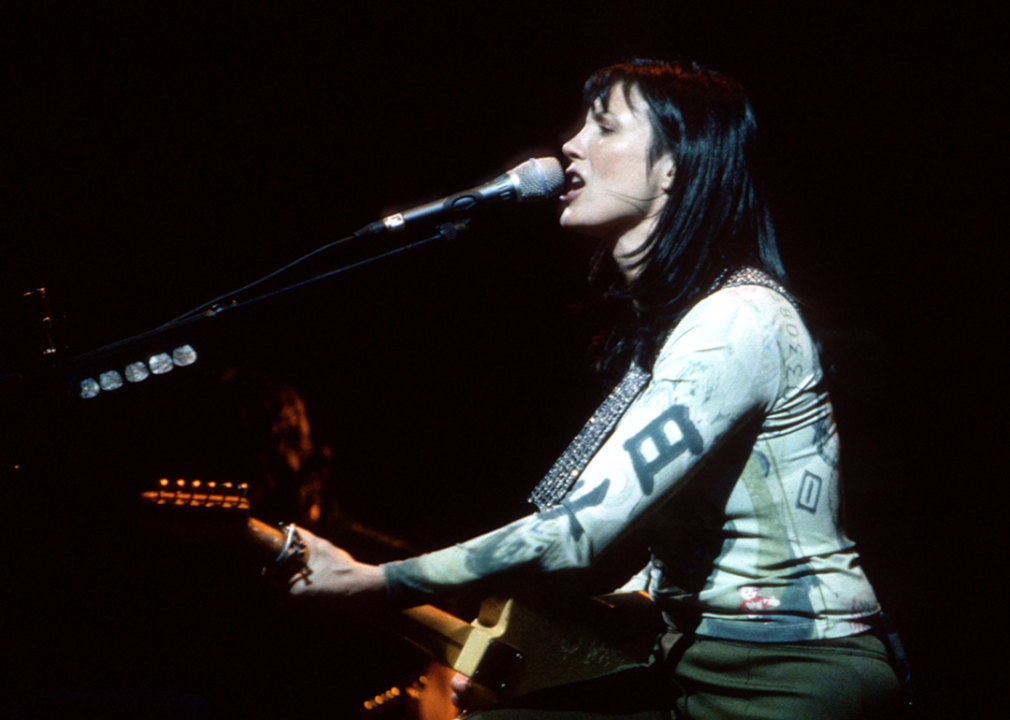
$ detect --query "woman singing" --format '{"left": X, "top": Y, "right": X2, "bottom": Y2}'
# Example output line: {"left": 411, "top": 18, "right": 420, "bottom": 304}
{"left": 289, "top": 59, "right": 903, "bottom": 719}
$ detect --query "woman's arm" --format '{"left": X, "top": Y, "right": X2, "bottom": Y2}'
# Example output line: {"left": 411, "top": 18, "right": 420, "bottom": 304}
{"left": 378, "top": 290, "right": 786, "bottom": 607}
{"left": 287, "top": 526, "right": 387, "bottom": 603}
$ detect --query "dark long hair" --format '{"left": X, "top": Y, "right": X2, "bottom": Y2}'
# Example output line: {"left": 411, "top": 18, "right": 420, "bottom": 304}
{"left": 585, "top": 59, "right": 787, "bottom": 374}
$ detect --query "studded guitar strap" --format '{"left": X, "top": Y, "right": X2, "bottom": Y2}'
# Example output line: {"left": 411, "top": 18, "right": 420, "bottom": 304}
{"left": 527, "top": 267, "right": 796, "bottom": 512}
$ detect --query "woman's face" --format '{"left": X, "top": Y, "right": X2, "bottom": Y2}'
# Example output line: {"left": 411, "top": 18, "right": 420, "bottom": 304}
{"left": 560, "top": 83, "right": 675, "bottom": 270}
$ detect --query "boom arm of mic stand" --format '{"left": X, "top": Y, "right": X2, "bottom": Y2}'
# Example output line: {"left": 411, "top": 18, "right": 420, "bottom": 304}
{"left": 2, "top": 221, "right": 473, "bottom": 391}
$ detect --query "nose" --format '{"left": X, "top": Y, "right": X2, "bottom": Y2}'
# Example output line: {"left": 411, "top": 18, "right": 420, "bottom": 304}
{"left": 562, "top": 127, "right": 585, "bottom": 160}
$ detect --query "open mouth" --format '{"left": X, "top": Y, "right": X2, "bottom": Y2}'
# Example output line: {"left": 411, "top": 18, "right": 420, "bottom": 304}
{"left": 561, "top": 171, "right": 585, "bottom": 202}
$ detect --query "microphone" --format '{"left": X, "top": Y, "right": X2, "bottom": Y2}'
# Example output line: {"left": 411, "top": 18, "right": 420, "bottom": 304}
{"left": 356, "top": 157, "right": 564, "bottom": 236}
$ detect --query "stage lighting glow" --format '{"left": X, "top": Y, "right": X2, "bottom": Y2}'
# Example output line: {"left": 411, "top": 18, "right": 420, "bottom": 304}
{"left": 99, "top": 370, "right": 124, "bottom": 390}
{"left": 125, "top": 362, "right": 149, "bottom": 382}
{"left": 79, "top": 343, "right": 197, "bottom": 398}
{"left": 173, "top": 345, "right": 197, "bottom": 366}
{"left": 149, "top": 353, "right": 174, "bottom": 375}
{"left": 80, "top": 378, "right": 100, "bottom": 398}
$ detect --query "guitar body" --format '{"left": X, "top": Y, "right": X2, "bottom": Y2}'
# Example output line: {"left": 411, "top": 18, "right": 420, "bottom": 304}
{"left": 456, "top": 591, "right": 661, "bottom": 699}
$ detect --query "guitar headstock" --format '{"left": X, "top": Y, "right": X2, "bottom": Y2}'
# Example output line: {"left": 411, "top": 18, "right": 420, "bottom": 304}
{"left": 140, "top": 478, "right": 306, "bottom": 572}
{"left": 140, "top": 477, "right": 252, "bottom": 537}
{"left": 141, "top": 477, "right": 250, "bottom": 511}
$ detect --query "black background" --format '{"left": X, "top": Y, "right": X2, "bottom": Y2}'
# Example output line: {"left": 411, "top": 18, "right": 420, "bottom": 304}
{"left": 3, "top": 3, "right": 1001, "bottom": 718}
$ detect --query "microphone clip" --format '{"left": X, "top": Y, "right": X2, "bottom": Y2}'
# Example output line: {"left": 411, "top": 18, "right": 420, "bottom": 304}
{"left": 436, "top": 220, "right": 471, "bottom": 243}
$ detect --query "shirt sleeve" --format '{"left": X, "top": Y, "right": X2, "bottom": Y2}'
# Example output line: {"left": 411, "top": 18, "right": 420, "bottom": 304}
{"left": 382, "top": 289, "right": 786, "bottom": 608}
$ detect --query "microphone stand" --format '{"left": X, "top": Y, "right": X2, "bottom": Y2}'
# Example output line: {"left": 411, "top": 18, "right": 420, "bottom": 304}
{"left": 2, "top": 220, "right": 472, "bottom": 396}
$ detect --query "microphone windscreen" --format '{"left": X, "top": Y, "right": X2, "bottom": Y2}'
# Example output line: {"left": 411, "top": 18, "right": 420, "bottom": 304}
{"left": 512, "top": 157, "right": 565, "bottom": 201}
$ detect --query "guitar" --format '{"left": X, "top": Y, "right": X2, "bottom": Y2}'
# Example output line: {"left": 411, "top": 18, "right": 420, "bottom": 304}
{"left": 142, "top": 480, "right": 662, "bottom": 704}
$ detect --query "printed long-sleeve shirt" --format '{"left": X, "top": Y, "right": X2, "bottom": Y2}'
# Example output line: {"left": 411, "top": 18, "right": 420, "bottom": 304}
{"left": 383, "top": 284, "right": 879, "bottom": 642}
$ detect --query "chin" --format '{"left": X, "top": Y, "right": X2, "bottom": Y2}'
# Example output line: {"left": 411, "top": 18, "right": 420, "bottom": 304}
{"left": 559, "top": 209, "right": 595, "bottom": 236}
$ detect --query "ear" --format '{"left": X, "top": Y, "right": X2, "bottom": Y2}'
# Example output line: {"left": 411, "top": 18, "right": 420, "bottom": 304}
{"left": 657, "top": 153, "right": 676, "bottom": 193}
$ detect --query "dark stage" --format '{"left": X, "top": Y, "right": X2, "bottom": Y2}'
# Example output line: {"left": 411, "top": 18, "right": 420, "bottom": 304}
{"left": 3, "top": 3, "right": 1000, "bottom": 718}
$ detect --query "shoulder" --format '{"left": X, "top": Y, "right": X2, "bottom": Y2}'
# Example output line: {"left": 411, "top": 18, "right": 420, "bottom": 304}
{"left": 651, "top": 285, "right": 804, "bottom": 396}
{"left": 660, "top": 285, "right": 797, "bottom": 355}
{"left": 696, "top": 283, "right": 797, "bottom": 325}
{"left": 639, "top": 286, "right": 791, "bottom": 418}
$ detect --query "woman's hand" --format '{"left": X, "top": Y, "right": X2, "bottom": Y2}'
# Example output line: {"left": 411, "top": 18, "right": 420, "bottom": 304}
{"left": 450, "top": 672, "right": 498, "bottom": 716}
{"left": 287, "top": 526, "right": 386, "bottom": 603}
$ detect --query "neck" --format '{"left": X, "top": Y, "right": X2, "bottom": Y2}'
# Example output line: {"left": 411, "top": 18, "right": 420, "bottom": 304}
{"left": 611, "top": 222, "right": 654, "bottom": 282}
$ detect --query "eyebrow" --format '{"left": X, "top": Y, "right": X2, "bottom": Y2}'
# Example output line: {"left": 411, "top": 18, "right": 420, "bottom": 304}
{"left": 590, "top": 104, "right": 616, "bottom": 121}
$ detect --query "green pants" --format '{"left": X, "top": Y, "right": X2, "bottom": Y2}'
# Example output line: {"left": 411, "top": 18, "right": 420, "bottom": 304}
{"left": 474, "top": 632, "right": 902, "bottom": 720}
